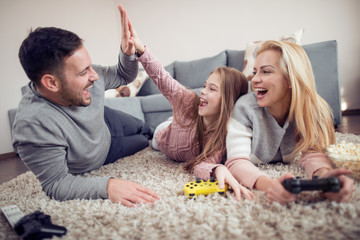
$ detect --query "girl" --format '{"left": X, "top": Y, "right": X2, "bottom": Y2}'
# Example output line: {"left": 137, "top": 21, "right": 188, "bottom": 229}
{"left": 118, "top": 5, "right": 253, "bottom": 201}
{"left": 225, "top": 40, "right": 354, "bottom": 204}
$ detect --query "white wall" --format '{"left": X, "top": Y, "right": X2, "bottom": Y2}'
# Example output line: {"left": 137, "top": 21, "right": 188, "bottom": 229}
{"left": 1, "top": 0, "right": 359, "bottom": 154}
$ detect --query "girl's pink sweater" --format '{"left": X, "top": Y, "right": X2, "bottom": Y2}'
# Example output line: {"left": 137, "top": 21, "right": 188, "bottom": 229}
{"left": 137, "top": 48, "right": 222, "bottom": 179}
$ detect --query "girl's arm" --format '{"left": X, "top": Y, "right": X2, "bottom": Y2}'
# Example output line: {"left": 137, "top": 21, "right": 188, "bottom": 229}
{"left": 129, "top": 22, "right": 195, "bottom": 112}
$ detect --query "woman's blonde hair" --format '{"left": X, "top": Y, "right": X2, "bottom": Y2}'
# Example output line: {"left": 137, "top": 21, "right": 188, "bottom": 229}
{"left": 256, "top": 40, "right": 335, "bottom": 155}
{"left": 184, "top": 67, "right": 248, "bottom": 171}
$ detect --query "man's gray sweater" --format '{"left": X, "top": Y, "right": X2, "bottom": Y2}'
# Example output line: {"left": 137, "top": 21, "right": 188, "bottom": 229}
{"left": 12, "top": 50, "right": 138, "bottom": 201}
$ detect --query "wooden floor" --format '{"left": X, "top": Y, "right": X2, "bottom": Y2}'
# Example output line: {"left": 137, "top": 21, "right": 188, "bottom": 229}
{"left": 0, "top": 115, "right": 359, "bottom": 184}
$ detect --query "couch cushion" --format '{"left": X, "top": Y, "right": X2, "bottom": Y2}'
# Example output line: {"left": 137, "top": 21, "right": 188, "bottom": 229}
{"left": 226, "top": 50, "right": 245, "bottom": 71}
{"left": 140, "top": 94, "right": 172, "bottom": 113}
{"left": 303, "top": 40, "right": 341, "bottom": 125}
{"left": 137, "top": 63, "right": 175, "bottom": 96}
{"left": 104, "top": 97, "right": 145, "bottom": 122}
{"left": 174, "top": 51, "right": 227, "bottom": 89}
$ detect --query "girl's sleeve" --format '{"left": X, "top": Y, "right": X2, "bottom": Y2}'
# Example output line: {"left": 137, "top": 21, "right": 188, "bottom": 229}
{"left": 137, "top": 48, "right": 195, "bottom": 111}
{"left": 193, "top": 153, "right": 223, "bottom": 180}
{"left": 299, "top": 152, "right": 333, "bottom": 177}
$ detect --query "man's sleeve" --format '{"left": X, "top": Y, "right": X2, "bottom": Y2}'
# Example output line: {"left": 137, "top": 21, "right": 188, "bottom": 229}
{"left": 14, "top": 120, "right": 110, "bottom": 201}
{"left": 93, "top": 49, "right": 138, "bottom": 90}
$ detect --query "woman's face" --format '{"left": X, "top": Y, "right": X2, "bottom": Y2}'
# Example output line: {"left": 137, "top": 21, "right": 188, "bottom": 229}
{"left": 198, "top": 72, "right": 222, "bottom": 124}
{"left": 251, "top": 50, "right": 291, "bottom": 113}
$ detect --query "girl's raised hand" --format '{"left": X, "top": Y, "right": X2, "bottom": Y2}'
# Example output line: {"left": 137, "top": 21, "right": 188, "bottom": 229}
{"left": 128, "top": 21, "right": 145, "bottom": 55}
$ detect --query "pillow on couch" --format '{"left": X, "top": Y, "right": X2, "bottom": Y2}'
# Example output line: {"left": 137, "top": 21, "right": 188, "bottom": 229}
{"left": 242, "top": 28, "right": 304, "bottom": 80}
{"left": 116, "top": 70, "right": 149, "bottom": 97}
{"left": 174, "top": 51, "right": 227, "bottom": 89}
{"left": 104, "top": 70, "right": 149, "bottom": 98}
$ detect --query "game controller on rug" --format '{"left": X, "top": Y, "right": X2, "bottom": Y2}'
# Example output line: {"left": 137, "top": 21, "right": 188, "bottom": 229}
{"left": 184, "top": 177, "right": 228, "bottom": 199}
{"left": 282, "top": 176, "right": 341, "bottom": 194}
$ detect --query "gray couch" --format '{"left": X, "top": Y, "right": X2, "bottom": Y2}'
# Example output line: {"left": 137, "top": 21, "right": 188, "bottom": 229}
{"left": 8, "top": 40, "right": 341, "bottom": 153}
{"left": 104, "top": 40, "right": 341, "bottom": 128}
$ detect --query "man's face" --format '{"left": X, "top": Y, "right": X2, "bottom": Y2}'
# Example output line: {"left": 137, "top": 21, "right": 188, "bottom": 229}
{"left": 57, "top": 46, "right": 98, "bottom": 107}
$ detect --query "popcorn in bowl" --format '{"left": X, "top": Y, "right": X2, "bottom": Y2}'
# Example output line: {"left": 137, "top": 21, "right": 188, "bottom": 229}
{"left": 326, "top": 141, "right": 360, "bottom": 180}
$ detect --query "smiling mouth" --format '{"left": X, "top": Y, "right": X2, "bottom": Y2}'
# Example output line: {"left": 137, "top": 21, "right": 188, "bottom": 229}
{"left": 199, "top": 98, "right": 208, "bottom": 107}
{"left": 83, "top": 84, "right": 93, "bottom": 96}
{"left": 254, "top": 88, "right": 268, "bottom": 97}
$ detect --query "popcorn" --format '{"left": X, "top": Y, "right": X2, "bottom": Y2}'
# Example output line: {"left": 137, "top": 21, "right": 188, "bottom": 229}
{"left": 326, "top": 141, "right": 360, "bottom": 180}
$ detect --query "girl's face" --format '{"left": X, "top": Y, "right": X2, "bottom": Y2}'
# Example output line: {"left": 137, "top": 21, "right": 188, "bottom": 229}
{"left": 198, "top": 72, "right": 222, "bottom": 125}
{"left": 251, "top": 50, "right": 291, "bottom": 114}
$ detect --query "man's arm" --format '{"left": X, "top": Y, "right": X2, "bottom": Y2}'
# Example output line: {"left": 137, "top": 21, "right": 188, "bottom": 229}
{"left": 14, "top": 125, "right": 109, "bottom": 201}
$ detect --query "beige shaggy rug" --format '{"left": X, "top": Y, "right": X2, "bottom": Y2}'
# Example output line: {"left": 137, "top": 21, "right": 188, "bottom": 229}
{"left": 1, "top": 132, "right": 360, "bottom": 240}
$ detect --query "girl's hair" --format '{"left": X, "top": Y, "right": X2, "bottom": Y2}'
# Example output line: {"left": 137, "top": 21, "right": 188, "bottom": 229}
{"left": 256, "top": 40, "right": 335, "bottom": 155}
{"left": 184, "top": 67, "right": 248, "bottom": 171}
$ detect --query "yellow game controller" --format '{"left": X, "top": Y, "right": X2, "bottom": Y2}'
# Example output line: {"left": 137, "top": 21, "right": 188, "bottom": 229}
{"left": 184, "top": 177, "right": 228, "bottom": 199}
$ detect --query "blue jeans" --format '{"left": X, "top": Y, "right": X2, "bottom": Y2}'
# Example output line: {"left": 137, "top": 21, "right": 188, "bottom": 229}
{"left": 103, "top": 106, "right": 152, "bottom": 165}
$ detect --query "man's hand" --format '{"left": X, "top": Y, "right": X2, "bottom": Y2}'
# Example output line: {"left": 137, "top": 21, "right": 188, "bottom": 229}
{"left": 215, "top": 165, "right": 254, "bottom": 201}
{"left": 318, "top": 168, "right": 354, "bottom": 202}
{"left": 107, "top": 178, "right": 160, "bottom": 207}
{"left": 118, "top": 4, "right": 135, "bottom": 56}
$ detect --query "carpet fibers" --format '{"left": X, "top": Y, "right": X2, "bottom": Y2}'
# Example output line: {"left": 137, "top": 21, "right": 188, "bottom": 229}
{"left": 1, "top": 133, "right": 359, "bottom": 239}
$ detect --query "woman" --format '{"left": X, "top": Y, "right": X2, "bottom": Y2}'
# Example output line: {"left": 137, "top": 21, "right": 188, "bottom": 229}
{"left": 118, "top": 5, "right": 253, "bottom": 201}
{"left": 225, "top": 40, "right": 354, "bottom": 204}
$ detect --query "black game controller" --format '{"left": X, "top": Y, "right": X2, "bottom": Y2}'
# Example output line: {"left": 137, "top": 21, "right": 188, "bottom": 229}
{"left": 14, "top": 211, "right": 66, "bottom": 240}
{"left": 282, "top": 176, "right": 341, "bottom": 194}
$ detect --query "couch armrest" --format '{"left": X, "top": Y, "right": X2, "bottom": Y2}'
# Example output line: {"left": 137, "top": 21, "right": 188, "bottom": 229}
{"left": 8, "top": 108, "right": 18, "bottom": 154}
{"left": 303, "top": 40, "right": 342, "bottom": 126}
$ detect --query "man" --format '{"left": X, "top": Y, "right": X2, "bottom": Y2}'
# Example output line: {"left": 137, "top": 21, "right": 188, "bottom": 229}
{"left": 12, "top": 5, "right": 159, "bottom": 207}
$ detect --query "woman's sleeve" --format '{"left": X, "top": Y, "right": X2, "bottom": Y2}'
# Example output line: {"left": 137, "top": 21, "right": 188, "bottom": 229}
{"left": 299, "top": 152, "right": 333, "bottom": 177}
{"left": 225, "top": 117, "right": 268, "bottom": 189}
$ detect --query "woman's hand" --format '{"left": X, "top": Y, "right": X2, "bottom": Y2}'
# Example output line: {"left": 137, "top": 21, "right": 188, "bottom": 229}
{"left": 259, "top": 173, "right": 297, "bottom": 205}
{"left": 317, "top": 168, "right": 354, "bottom": 202}
{"left": 215, "top": 165, "right": 254, "bottom": 201}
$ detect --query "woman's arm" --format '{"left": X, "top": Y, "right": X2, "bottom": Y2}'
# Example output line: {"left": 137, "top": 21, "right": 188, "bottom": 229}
{"left": 300, "top": 152, "right": 354, "bottom": 202}
{"left": 225, "top": 117, "right": 267, "bottom": 188}
{"left": 226, "top": 117, "right": 297, "bottom": 204}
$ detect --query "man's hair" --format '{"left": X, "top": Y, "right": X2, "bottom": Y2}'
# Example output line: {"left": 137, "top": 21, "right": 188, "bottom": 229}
{"left": 18, "top": 27, "right": 83, "bottom": 85}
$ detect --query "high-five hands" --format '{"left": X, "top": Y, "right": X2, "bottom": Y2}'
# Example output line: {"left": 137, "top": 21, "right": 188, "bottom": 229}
{"left": 118, "top": 4, "right": 145, "bottom": 55}
{"left": 118, "top": 4, "right": 135, "bottom": 55}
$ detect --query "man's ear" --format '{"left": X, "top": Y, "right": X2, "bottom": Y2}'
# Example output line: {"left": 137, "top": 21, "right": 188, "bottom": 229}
{"left": 40, "top": 74, "right": 60, "bottom": 92}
